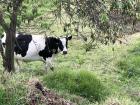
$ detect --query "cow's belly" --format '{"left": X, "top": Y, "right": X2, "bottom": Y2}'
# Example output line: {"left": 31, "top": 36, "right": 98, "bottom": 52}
{"left": 15, "top": 54, "right": 43, "bottom": 61}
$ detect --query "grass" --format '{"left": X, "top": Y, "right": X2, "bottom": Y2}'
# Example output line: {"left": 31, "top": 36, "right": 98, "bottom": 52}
{"left": 44, "top": 69, "right": 109, "bottom": 102}
{"left": 0, "top": 77, "right": 26, "bottom": 105}
{"left": 1, "top": 35, "right": 140, "bottom": 104}
{"left": 118, "top": 40, "right": 140, "bottom": 78}
{"left": 100, "top": 95, "right": 139, "bottom": 105}
{"left": 0, "top": 34, "right": 140, "bottom": 105}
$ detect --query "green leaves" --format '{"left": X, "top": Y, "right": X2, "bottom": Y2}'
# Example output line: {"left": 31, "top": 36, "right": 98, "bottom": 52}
{"left": 99, "top": 13, "right": 109, "bottom": 23}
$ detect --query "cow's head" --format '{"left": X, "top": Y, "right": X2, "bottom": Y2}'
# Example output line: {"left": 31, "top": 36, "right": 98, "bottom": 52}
{"left": 1, "top": 32, "right": 6, "bottom": 47}
{"left": 58, "top": 35, "right": 72, "bottom": 55}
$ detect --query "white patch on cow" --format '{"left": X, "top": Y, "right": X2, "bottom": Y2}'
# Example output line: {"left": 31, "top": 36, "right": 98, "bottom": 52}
{"left": 1, "top": 32, "right": 6, "bottom": 44}
{"left": 60, "top": 37, "right": 67, "bottom": 52}
{"left": 15, "top": 35, "right": 46, "bottom": 61}
{"left": 1, "top": 32, "right": 19, "bottom": 44}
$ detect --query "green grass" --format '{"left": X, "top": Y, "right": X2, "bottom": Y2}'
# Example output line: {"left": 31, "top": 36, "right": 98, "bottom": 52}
{"left": 116, "top": 38, "right": 140, "bottom": 104}
{"left": 1, "top": 34, "right": 140, "bottom": 105}
{"left": 44, "top": 69, "right": 109, "bottom": 102}
{"left": 0, "top": 84, "right": 26, "bottom": 105}
{"left": 118, "top": 42, "right": 140, "bottom": 78}
{"left": 100, "top": 95, "right": 139, "bottom": 105}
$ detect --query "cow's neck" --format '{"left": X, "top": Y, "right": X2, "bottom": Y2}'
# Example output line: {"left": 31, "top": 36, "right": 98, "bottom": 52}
{"left": 46, "top": 37, "right": 59, "bottom": 54}
{"left": 38, "top": 37, "right": 59, "bottom": 60}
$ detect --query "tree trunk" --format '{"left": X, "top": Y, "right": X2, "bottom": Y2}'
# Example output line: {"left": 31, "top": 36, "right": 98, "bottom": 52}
{"left": 5, "top": 30, "right": 15, "bottom": 72}
{"left": 0, "top": 0, "right": 23, "bottom": 72}
{"left": 5, "top": 12, "right": 17, "bottom": 72}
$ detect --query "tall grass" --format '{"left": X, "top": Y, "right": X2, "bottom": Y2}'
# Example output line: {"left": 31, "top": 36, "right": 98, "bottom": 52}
{"left": 118, "top": 43, "right": 140, "bottom": 78}
{"left": 100, "top": 96, "right": 139, "bottom": 105}
{"left": 0, "top": 88, "right": 26, "bottom": 105}
{"left": 43, "top": 69, "right": 109, "bottom": 102}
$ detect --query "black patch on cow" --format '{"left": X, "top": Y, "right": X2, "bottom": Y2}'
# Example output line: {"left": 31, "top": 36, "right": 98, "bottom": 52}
{"left": 66, "top": 35, "right": 72, "bottom": 48}
{"left": 39, "top": 37, "right": 63, "bottom": 60}
{"left": 14, "top": 33, "right": 32, "bottom": 57}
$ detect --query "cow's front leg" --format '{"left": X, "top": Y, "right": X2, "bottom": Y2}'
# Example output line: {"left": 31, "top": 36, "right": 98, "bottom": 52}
{"left": 15, "top": 59, "right": 21, "bottom": 72}
{"left": 45, "top": 57, "right": 54, "bottom": 71}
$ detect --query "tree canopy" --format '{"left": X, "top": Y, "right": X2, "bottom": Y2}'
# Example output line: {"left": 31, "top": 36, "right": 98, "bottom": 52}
{"left": 52, "top": 0, "right": 140, "bottom": 50}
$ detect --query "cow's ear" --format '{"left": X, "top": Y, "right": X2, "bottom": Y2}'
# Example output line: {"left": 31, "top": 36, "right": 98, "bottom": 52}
{"left": 67, "top": 35, "right": 72, "bottom": 40}
{"left": 1, "top": 34, "right": 4, "bottom": 38}
{"left": 1, "top": 32, "right": 6, "bottom": 38}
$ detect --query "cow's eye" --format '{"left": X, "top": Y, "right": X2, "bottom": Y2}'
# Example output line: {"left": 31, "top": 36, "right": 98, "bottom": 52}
{"left": 2, "top": 43, "right": 6, "bottom": 47}
{"left": 2, "top": 43, "right": 6, "bottom": 45}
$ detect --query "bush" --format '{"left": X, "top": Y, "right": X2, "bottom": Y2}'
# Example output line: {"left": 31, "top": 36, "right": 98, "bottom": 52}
{"left": 43, "top": 69, "right": 108, "bottom": 102}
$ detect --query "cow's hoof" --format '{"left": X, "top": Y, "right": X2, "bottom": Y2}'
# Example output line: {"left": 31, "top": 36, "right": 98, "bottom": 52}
{"left": 50, "top": 67, "right": 54, "bottom": 71}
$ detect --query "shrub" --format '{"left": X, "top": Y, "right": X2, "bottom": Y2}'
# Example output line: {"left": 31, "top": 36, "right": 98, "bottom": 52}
{"left": 43, "top": 69, "right": 108, "bottom": 102}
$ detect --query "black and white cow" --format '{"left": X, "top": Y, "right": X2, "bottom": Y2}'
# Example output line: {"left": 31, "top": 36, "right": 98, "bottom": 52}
{"left": 1, "top": 32, "right": 72, "bottom": 71}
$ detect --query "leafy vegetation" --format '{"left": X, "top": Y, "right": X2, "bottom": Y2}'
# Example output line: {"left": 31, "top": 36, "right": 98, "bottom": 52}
{"left": 53, "top": 0, "right": 140, "bottom": 49}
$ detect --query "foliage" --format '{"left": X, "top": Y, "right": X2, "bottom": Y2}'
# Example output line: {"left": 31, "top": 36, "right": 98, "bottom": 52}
{"left": 43, "top": 69, "right": 109, "bottom": 102}
{"left": 53, "top": 0, "right": 140, "bottom": 50}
